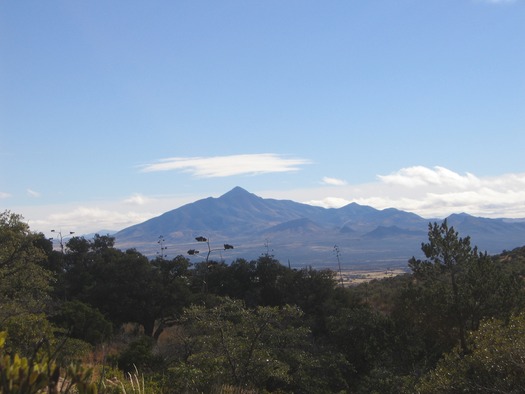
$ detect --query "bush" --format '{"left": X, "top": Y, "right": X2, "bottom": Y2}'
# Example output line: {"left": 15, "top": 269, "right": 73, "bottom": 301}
{"left": 116, "top": 336, "right": 163, "bottom": 373}
{"left": 53, "top": 300, "right": 113, "bottom": 345}
{"left": 0, "top": 331, "right": 98, "bottom": 394}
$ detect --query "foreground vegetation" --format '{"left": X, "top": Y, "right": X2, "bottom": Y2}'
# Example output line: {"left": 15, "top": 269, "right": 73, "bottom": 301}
{"left": 2, "top": 210, "right": 525, "bottom": 393}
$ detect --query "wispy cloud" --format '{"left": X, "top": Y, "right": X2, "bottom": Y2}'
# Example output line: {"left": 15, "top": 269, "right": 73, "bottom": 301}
{"left": 27, "top": 188, "right": 41, "bottom": 198}
{"left": 140, "top": 154, "right": 310, "bottom": 177}
{"left": 321, "top": 177, "right": 347, "bottom": 186}
{"left": 0, "top": 192, "right": 10, "bottom": 199}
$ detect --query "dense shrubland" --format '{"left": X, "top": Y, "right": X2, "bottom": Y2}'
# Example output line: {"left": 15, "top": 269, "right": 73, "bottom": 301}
{"left": 1, "top": 209, "right": 525, "bottom": 393}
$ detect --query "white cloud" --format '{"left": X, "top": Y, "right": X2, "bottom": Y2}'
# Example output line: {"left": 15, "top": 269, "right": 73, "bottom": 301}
{"left": 124, "top": 193, "right": 152, "bottom": 205}
{"left": 300, "top": 166, "right": 525, "bottom": 219}
{"left": 378, "top": 166, "right": 480, "bottom": 188}
{"left": 321, "top": 177, "right": 347, "bottom": 186}
{"left": 140, "top": 154, "right": 310, "bottom": 177}
{"left": 15, "top": 194, "right": 198, "bottom": 236}
{"left": 11, "top": 165, "right": 525, "bottom": 237}
{"left": 305, "top": 196, "right": 351, "bottom": 208}
{"left": 0, "top": 192, "right": 10, "bottom": 199}
{"left": 27, "top": 189, "right": 41, "bottom": 198}
{"left": 46, "top": 206, "right": 154, "bottom": 233}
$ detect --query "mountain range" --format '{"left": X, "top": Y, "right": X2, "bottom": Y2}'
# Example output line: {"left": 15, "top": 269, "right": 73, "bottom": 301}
{"left": 114, "top": 187, "right": 525, "bottom": 270}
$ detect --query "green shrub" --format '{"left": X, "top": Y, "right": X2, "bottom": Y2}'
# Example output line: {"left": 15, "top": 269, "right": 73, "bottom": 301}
{"left": 0, "top": 331, "right": 98, "bottom": 393}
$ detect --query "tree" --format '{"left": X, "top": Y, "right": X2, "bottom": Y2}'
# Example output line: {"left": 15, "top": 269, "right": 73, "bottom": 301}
{"left": 215, "top": 258, "right": 259, "bottom": 305}
{"left": 417, "top": 313, "right": 525, "bottom": 393}
{"left": 82, "top": 247, "right": 161, "bottom": 337}
{"left": 61, "top": 236, "right": 192, "bottom": 339}
{"left": 326, "top": 305, "right": 393, "bottom": 388}
{"left": 0, "top": 211, "right": 52, "bottom": 307}
{"left": 171, "top": 298, "right": 350, "bottom": 393}
{"left": 149, "top": 255, "right": 192, "bottom": 339}
{"left": 278, "top": 266, "right": 339, "bottom": 335}
{"left": 52, "top": 300, "right": 113, "bottom": 345}
{"left": 252, "top": 254, "right": 289, "bottom": 307}
{"left": 407, "top": 220, "right": 523, "bottom": 355}
{"left": 58, "top": 235, "right": 97, "bottom": 301}
{"left": 0, "top": 211, "right": 55, "bottom": 356}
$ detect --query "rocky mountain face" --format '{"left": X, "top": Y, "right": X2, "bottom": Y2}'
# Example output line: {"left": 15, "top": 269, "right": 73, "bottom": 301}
{"left": 115, "top": 187, "right": 525, "bottom": 270}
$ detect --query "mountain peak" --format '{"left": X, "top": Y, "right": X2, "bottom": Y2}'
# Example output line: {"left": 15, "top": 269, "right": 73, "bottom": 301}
{"left": 448, "top": 212, "right": 473, "bottom": 219}
{"left": 218, "top": 186, "right": 260, "bottom": 202}
{"left": 114, "top": 187, "right": 525, "bottom": 266}
{"left": 221, "top": 186, "right": 250, "bottom": 197}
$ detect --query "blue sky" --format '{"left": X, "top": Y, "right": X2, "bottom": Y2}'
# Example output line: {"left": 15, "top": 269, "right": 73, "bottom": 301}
{"left": 1, "top": 0, "right": 525, "bottom": 235}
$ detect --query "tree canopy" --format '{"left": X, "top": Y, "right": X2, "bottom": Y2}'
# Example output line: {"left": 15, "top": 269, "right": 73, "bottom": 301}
{"left": 2, "top": 210, "right": 525, "bottom": 392}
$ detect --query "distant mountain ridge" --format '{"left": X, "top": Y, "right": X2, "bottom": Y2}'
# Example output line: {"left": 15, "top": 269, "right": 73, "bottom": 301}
{"left": 115, "top": 187, "right": 525, "bottom": 269}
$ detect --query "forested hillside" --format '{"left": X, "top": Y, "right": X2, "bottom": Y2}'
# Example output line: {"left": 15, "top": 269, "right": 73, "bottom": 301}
{"left": 2, "top": 209, "right": 525, "bottom": 393}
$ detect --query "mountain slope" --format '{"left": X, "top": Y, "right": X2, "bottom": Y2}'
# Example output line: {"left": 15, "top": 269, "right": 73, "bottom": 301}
{"left": 115, "top": 187, "right": 525, "bottom": 269}
{"left": 116, "top": 187, "right": 328, "bottom": 242}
